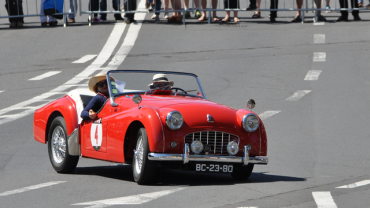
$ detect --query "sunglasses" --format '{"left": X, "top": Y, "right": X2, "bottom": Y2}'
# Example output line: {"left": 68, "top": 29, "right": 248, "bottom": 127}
{"left": 96, "top": 80, "right": 108, "bottom": 87}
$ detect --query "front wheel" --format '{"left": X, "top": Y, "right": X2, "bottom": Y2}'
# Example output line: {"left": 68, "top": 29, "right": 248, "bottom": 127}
{"left": 47, "top": 116, "right": 79, "bottom": 173}
{"left": 231, "top": 164, "right": 254, "bottom": 180}
{"left": 132, "top": 128, "right": 157, "bottom": 185}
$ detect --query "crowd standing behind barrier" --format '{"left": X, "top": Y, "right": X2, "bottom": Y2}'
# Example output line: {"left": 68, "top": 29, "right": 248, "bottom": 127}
{"left": 1, "top": 0, "right": 370, "bottom": 28}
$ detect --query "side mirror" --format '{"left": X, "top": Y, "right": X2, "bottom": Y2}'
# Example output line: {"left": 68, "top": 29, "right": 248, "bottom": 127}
{"left": 247, "top": 99, "right": 255, "bottom": 109}
{"left": 133, "top": 94, "right": 142, "bottom": 108}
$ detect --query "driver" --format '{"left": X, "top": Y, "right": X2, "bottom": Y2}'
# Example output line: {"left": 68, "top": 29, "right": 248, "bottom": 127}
{"left": 81, "top": 73, "right": 113, "bottom": 120}
{"left": 148, "top": 74, "right": 174, "bottom": 90}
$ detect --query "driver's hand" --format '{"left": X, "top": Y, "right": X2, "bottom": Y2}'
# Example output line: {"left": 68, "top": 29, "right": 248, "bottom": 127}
{"left": 89, "top": 109, "right": 97, "bottom": 119}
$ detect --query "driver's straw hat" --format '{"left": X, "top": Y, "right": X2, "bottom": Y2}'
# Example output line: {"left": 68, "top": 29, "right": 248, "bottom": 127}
{"left": 88, "top": 73, "right": 114, "bottom": 93}
{"left": 148, "top": 74, "right": 174, "bottom": 87}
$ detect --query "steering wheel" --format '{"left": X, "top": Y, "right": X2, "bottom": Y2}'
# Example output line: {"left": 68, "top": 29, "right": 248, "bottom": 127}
{"left": 171, "top": 87, "right": 187, "bottom": 94}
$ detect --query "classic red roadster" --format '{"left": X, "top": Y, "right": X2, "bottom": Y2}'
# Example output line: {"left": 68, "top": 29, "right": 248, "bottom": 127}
{"left": 33, "top": 70, "right": 268, "bottom": 184}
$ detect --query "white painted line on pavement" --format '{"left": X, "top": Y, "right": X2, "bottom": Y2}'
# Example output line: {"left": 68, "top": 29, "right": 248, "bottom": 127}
{"left": 259, "top": 111, "right": 281, "bottom": 120}
{"left": 312, "top": 192, "right": 338, "bottom": 208}
{"left": 0, "top": 181, "right": 66, "bottom": 197}
{"left": 304, "top": 70, "right": 322, "bottom": 81}
{"left": 72, "top": 55, "right": 97, "bottom": 63}
{"left": 73, "top": 188, "right": 185, "bottom": 207}
{"left": 336, "top": 180, "right": 370, "bottom": 188}
{"left": 313, "top": 52, "right": 326, "bottom": 62}
{"left": 0, "top": 23, "right": 127, "bottom": 126}
{"left": 314, "top": 34, "right": 325, "bottom": 44}
{"left": 29, "top": 71, "right": 61, "bottom": 81}
{"left": 313, "top": 22, "right": 325, "bottom": 26}
{"left": 0, "top": 90, "right": 4, "bottom": 94}
{"left": 285, "top": 90, "right": 311, "bottom": 101}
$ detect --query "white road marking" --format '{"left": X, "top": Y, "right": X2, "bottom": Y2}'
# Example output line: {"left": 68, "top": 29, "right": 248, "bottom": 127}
{"left": 72, "top": 55, "right": 97, "bottom": 63}
{"left": 0, "top": 90, "right": 4, "bottom": 94}
{"left": 259, "top": 111, "right": 281, "bottom": 120}
{"left": 0, "top": 181, "right": 66, "bottom": 197}
{"left": 29, "top": 71, "right": 61, "bottom": 81}
{"left": 313, "top": 52, "right": 326, "bottom": 62}
{"left": 304, "top": 70, "right": 322, "bottom": 81}
{"left": 313, "top": 22, "right": 325, "bottom": 26}
{"left": 336, "top": 180, "right": 370, "bottom": 188}
{"left": 0, "top": 23, "right": 127, "bottom": 126}
{"left": 312, "top": 192, "right": 338, "bottom": 208}
{"left": 285, "top": 90, "right": 311, "bottom": 101}
{"left": 73, "top": 188, "right": 185, "bottom": 208}
{"left": 314, "top": 34, "right": 325, "bottom": 44}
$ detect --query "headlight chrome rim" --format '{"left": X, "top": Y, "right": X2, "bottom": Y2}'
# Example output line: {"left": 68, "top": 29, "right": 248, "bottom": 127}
{"left": 227, "top": 141, "right": 239, "bottom": 155}
{"left": 242, "top": 113, "right": 259, "bottom": 132}
{"left": 191, "top": 140, "right": 204, "bottom": 154}
{"left": 166, "top": 111, "right": 184, "bottom": 130}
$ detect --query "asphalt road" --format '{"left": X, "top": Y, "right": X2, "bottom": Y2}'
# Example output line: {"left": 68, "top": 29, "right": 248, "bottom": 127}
{"left": 1, "top": 4, "right": 370, "bottom": 208}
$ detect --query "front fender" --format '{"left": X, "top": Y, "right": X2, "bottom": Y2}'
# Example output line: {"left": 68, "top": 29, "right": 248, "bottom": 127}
{"left": 33, "top": 96, "right": 78, "bottom": 144}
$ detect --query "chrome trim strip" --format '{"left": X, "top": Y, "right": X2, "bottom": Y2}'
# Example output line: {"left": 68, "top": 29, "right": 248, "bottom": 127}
{"left": 183, "top": 143, "right": 190, "bottom": 164}
{"left": 67, "top": 128, "right": 80, "bottom": 156}
{"left": 148, "top": 153, "right": 268, "bottom": 164}
{"left": 243, "top": 145, "right": 249, "bottom": 165}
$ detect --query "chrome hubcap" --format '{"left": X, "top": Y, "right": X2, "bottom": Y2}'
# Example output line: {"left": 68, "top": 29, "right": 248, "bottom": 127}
{"left": 51, "top": 126, "right": 66, "bottom": 164}
{"left": 134, "top": 136, "right": 144, "bottom": 174}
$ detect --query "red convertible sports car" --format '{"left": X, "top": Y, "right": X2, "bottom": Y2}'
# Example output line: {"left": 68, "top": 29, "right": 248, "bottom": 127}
{"left": 33, "top": 70, "right": 268, "bottom": 184}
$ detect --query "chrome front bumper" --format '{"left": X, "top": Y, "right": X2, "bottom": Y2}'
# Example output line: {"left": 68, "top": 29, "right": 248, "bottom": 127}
{"left": 148, "top": 144, "right": 268, "bottom": 165}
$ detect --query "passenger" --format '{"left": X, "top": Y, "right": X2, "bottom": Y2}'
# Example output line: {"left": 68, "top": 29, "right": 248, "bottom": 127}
{"left": 148, "top": 74, "right": 174, "bottom": 90}
{"left": 81, "top": 73, "right": 112, "bottom": 120}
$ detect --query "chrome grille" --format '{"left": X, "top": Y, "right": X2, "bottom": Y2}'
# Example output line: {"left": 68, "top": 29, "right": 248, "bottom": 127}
{"left": 184, "top": 131, "right": 239, "bottom": 155}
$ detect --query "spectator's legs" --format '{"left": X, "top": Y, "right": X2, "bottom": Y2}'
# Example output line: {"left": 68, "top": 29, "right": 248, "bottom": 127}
{"left": 155, "top": 0, "right": 162, "bottom": 15}
{"left": 338, "top": 0, "right": 348, "bottom": 17}
{"left": 314, "top": 0, "right": 321, "bottom": 16}
{"left": 212, "top": 0, "right": 217, "bottom": 17}
{"left": 164, "top": 0, "right": 169, "bottom": 17}
{"left": 5, "top": 0, "right": 23, "bottom": 23}
{"left": 295, "top": 0, "right": 302, "bottom": 17}
{"left": 169, "top": 0, "right": 181, "bottom": 15}
{"left": 112, "top": 0, "right": 123, "bottom": 20}
{"left": 199, "top": 0, "right": 207, "bottom": 19}
{"left": 68, "top": 0, "right": 77, "bottom": 19}
{"left": 89, "top": 0, "right": 100, "bottom": 17}
{"left": 124, "top": 0, "right": 137, "bottom": 20}
{"left": 99, "top": 0, "right": 107, "bottom": 20}
{"left": 270, "top": 0, "right": 278, "bottom": 21}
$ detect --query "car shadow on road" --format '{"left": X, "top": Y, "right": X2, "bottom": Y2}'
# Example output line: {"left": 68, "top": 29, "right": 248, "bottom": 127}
{"left": 72, "top": 165, "right": 306, "bottom": 186}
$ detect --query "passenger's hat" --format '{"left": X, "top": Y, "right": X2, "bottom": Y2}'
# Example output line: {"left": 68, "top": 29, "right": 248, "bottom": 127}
{"left": 88, "top": 73, "right": 114, "bottom": 93}
{"left": 148, "top": 74, "right": 174, "bottom": 87}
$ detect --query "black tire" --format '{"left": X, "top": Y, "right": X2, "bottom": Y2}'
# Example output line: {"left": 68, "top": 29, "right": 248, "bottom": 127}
{"left": 231, "top": 164, "right": 254, "bottom": 180}
{"left": 132, "top": 128, "right": 157, "bottom": 185}
{"left": 47, "top": 116, "right": 79, "bottom": 173}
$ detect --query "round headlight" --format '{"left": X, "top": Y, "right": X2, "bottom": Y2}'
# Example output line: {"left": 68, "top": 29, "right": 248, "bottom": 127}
{"left": 227, "top": 141, "right": 239, "bottom": 155}
{"left": 166, "top": 111, "right": 183, "bottom": 130}
{"left": 242, "top": 113, "right": 259, "bottom": 132}
{"left": 191, "top": 140, "right": 204, "bottom": 154}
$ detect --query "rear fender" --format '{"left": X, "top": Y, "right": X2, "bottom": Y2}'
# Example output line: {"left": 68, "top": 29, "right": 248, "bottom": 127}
{"left": 33, "top": 96, "right": 78, "bottom": 144}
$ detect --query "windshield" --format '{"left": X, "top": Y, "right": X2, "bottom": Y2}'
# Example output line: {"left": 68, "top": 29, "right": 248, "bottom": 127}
{"left": 106, "top": 70, "right": 206, "bottom": 99}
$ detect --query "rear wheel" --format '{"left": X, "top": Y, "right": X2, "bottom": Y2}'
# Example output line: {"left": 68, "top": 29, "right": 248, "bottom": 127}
{"left": 231, "top": 164, "right": 254, "bottom": 180}
{"left": 47, "top": 116, "right": 79, "bottom": 173}
{"left": 132, "top": 128, "right": 157, "bottom": 184}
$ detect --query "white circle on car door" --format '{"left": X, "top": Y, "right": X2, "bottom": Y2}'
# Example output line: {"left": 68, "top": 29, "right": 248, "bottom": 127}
{"left": 91, "top": 123, "right": 102, "bottom": 151}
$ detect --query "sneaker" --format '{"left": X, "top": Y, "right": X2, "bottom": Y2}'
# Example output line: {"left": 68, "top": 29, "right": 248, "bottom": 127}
{"left": 184, "top": 11, "right": 191, "bottom": 18}
{"left": 17, "top": 21, "right": 23, "bottom": 27}
{"left": 164, "top": 13, "right": 170, "bottom": 19}
{"left": 124, "top": 18, "right": 131, "bottom": 24}
{"left": 316, "top": 15, "right": 326, "bottom": 22}
{"left": 92, "top": 17, "right": 102, "bottom": 22}
{"left": 9, "top": 21, "right": 16, "bottom": 28}
{"left": 151, "top": 14, "right": 157, "bottom": 19}
{"left": 291, "top": 15, "right": 302, "bottom": 22}
{"left": 326, "top": 6, "right": 331, "bottom": 13}
{"left": 353, "top": 15, "right": 361, "bottom": 21}
{"left": 148, "top": 4, "right": 154, "bottom": 11}
{"left": 155, "top": 16, "right": 160, "bottom": 23}
{"left": 336, "top": 15, "right": 348, "bottom": 21}
{"left": 49, "top": 21, "right": 58, "bottom": 26}
{"left": 195, "top": 10, "right": 201, "bottom": 18}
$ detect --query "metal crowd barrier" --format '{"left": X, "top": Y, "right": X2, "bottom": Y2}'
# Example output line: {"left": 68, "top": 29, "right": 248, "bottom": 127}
{"left": 0, "top": 0, "right": 369, "bottom": 27}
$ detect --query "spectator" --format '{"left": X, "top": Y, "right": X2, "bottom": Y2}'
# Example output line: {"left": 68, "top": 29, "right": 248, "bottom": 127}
{"left": 100, "top": 0, "right": 124, "bottom": 21}
{"left": 123, "top": 0, "right": 136, "bottom": 23}
{"left": 167, "top": 0, "right": 182, "bottom": 22}
{"left": 198, "top": 0, "right": 219, "bottom": 22}
{"left": 292, "top": 0, "right": 326, "bottom": 22}
{"left": 337, "top": 0, "right": 361, "bottom": 21}
{"left": 251, "top": 0, "right": 261, "bottom": 18}
{"left": 68, "top": 0, "right": 77, "bottom": 23}
{"left": 270, "top": 0, "right": 278, "bottom": 22}
{"left": 222, "top": 0, "right": 239, "bottom": 22}
{"left": 150, "top": 0, "right": 162, "bottom": 22}
{"left": 40, "top": 0, "right": 58, "bottom": 26}
{"left": 89, "top": 0, "right": 102, "bottom": 22}
{"left": 5, "top": 0, "right": 24, "bottom": 28}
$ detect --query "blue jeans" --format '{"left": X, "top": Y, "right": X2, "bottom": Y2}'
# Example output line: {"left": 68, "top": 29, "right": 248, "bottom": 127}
{"left": 100, "top": 0, "right": 121, "bottom": 19}
{"left": 68, "top": 0, "right": 78, "bottom": 19}
{"left": 148, "top": 0, "right": 162, "bottom": 15}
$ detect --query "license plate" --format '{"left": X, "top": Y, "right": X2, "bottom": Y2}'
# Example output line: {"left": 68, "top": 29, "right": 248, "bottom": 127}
{"left": 195, "top": 164, "right": 233, "bottom": 173}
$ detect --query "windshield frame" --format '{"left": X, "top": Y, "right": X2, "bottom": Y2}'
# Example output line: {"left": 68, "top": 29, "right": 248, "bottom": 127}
{"left": 106, "top": 70, "right": 207, "bottom": 107}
